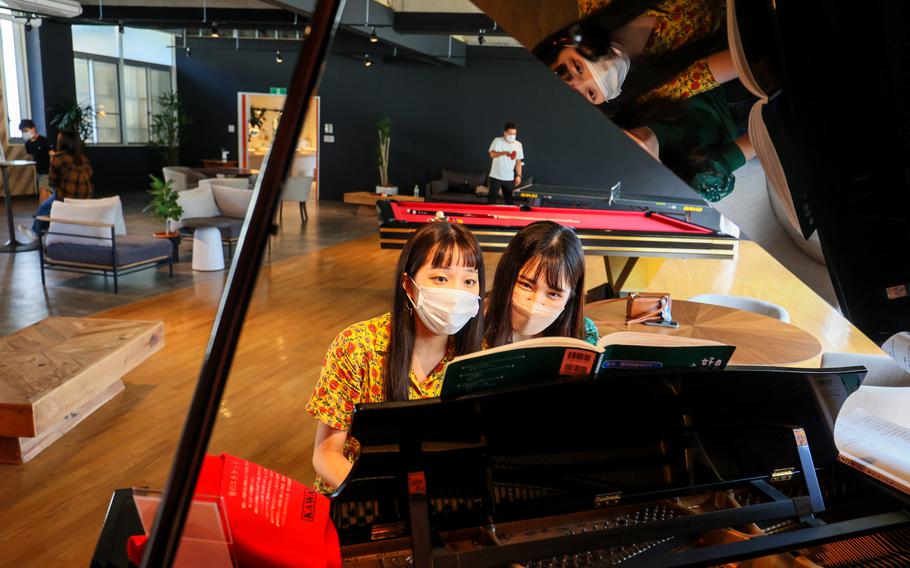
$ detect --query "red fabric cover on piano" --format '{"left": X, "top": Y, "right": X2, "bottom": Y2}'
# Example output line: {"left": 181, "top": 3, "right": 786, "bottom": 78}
{"left": 126, "top": 454, "right": 340, "bottom": 568}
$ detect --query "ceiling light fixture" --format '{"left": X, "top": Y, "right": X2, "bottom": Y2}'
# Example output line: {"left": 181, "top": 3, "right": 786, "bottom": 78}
{"left": 275, "top": 50, "right": 283, "bottom": 64}
{"left": 478, "top": 28, "right": 486, "bottom": 45}
{"left": 211, "top": 23, "right": 219, "bottom": 38}
{"left": 363, "top": 54, "right": 373, "bottom": 68}
{"left": 369, "top": 26, "right": 378, "bottom": 43}
{"left": 185, "top": 46, "right": 191, "bottom": 57}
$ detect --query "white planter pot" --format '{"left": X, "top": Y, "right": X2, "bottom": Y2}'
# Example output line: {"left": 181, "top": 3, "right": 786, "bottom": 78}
{"left": 376, "top": 185, "right": 398, "bottom": 196}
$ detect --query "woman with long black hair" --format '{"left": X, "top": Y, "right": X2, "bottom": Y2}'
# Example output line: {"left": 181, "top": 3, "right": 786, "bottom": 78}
{"left": 307, "top": 221, "right": 485, "bottom": 493}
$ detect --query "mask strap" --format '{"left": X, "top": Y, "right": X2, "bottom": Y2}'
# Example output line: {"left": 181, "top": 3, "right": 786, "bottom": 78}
{"left": 404, "top": 275, "right": 419, "bottom": 311}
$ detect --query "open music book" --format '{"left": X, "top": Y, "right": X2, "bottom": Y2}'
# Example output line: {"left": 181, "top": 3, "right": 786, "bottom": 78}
{"left": 835, "top": 385, "right": 910, "bottom": 495}
{"left": 441, "top": 331, "right": 735, "bottom": 398}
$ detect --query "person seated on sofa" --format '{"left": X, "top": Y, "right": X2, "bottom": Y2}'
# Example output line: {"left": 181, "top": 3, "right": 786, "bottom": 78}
{"left": 487, "top": 121, "right": 525, "bottom": 205}
{"left": 20, "top": 130, "right": 93, "bottom": 241}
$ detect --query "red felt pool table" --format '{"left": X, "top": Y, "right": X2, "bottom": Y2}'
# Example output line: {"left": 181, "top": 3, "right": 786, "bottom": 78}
{"left": 377, "top": 201, "right": 737, "bottom": 294}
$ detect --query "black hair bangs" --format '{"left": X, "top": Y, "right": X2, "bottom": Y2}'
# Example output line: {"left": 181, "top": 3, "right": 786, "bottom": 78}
{"left": 428, "top": 227, "right": 483, "bottom": 271}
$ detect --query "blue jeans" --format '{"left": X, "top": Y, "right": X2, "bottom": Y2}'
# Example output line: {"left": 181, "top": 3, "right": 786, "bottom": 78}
{"left": 32, "top": 192, "right": 55, "bottom": 233}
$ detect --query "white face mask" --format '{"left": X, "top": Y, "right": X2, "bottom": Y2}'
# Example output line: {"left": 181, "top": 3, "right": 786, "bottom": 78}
{"left": 504, "top": 134, "right": 516, "bottom": 143}
{"left": 581, "top": 42, "right": 631, "bottom": 103}
{"left": 512, "top": 293, "right": 565, "bottom": 337}
{"left": 21, "top": 130, "right": 34, "bottom": 140}
{"left": 407, "top": 277, "right": 480, "bottom": 336}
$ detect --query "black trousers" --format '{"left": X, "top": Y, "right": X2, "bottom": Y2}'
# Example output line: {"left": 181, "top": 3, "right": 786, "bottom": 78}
{"left": 487, "top": 178, "right": 515, "bottom": 205}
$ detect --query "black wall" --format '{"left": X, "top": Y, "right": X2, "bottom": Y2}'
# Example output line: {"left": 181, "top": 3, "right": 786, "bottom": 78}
{"left": 177, "top": 40, "right": 693, "bottom": 202}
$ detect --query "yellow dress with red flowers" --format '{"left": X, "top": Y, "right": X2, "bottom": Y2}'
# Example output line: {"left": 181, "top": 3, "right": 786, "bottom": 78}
{"left": 305, "top": 312, "right": 454, "bottom": 494}
{"left": 577, "top": 0, "right": 725, "bottom": 102}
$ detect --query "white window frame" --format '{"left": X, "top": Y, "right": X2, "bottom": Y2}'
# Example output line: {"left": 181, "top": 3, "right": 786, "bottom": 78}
{"left": 0, "top": 16, "right": 32, "bottom": 143}
{"left": 74, "top": 52, "right": 173, "bottom": 146}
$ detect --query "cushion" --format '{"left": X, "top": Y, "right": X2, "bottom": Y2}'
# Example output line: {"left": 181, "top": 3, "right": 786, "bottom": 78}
{"left": 45, "top": 234, "right": 171, "bottom": 267}
{"left": 212, "top": 185, "right": 253, "bottom": 219}
{"left": 177, "top": 185, "right": 220, "bottom": 220}
{"left": 45, "top": 200, "right": 117, "bottom": 248}
{"left": 66, "top": 196, "right": 127, "bottom": 235}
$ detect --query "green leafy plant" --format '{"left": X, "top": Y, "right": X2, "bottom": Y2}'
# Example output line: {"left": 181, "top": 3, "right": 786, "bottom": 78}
{"left": 50, "top": 99, "right": 94, "bottom": 142}
{"left": 248, "top": 107, "right": 269, "bottom": 128}
{"left": 144, "top": 175, "right": 184, "bottom": 234}
{"left": 377, "top": 117, "right": 391, "bottom": 187}
{"left": 150, "top": 91, "right": 186, "bottom": 167}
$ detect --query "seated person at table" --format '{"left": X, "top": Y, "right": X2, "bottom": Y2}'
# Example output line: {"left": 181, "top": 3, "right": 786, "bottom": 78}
{"left": 306, "top": 221, "right": 485, "bottom": 493}
{"left": 485, "top": 221, "right": 599, "bottom": 348}
{"left": 19, "top": 130, "right": 94, "bottom": 240}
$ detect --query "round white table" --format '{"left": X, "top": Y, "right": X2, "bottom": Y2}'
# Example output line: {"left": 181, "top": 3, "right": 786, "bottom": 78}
{"left": 182, "top": 218, "right": 233, "bottom": 271}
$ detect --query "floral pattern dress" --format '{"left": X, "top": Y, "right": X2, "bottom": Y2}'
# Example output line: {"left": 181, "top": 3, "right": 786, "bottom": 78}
{"left": 305, "top": 312, "right": 454, "bottom": 494}
{"left": 577, "top": 0, "right": 726, "bottom": 101}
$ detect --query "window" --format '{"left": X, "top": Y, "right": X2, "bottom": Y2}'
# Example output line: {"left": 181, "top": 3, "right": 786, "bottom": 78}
{"left": 71, "top": 25, "right": 174, "bottom": 145}
{"left": 0, "top": 13, "right": 31, "bottom": 141}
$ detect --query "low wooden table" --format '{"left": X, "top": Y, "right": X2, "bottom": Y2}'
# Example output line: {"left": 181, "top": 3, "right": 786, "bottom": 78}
{"left": 586, "top": 298, "right": 822, "bottom": 366}
{"left": 343, "top": 191, "right": 424, "bottom": 216}
{"left": 0, "top": 317, "right": 164, "bottom": 463}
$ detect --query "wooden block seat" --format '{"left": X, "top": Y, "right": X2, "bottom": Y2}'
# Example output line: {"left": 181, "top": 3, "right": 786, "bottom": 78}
{"left": 0, "top": 317, "right": 165, "bottom": 464}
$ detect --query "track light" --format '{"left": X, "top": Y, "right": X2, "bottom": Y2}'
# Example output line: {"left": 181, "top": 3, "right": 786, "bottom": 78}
{"left": 24, "top": 19, "right": 32, "bottom": 32}
{"left": 118, "top": 21, "right": 124, "bottom": 34}
{"left": 363, "top": 54, "right": 373, "bottom": 68}
{"left": 211, "top": 23, "right": 219, "bottom": 38}
{"left": 478, "top": 28, "right": 486, "bottom": 45}
{"left": 275, "top": 50, "right": 283, "bottom": 63}
{"left": 185, "top": 46, "right": 191, "bottom": 57}
{"left": 369, "top": 26, "right": 378, "bottom": 43}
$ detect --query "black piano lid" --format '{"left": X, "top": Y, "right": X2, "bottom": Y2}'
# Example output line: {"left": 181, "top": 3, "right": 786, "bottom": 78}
{"left": 336, "top": 366, "right": 866, "bottom": 526}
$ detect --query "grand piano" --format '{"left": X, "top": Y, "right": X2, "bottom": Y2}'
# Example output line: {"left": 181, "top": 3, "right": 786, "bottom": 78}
{"left": 332, "top": 367, "right": 910, "bottom": 567}
{"left": 123, "top": 0, "right": 910, "bottom": 566}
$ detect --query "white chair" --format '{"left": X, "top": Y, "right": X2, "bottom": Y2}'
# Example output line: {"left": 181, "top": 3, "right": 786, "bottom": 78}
{"left": 162, "top": 167, "right": 207, "bottom": 191}
{"left": 688, "top": 293, "right": 791, "bottom": 322}
{"left": 280, "top": 176, "right": 312, "bottom": 223}
{"left": 821, "top": 352, "right": 910, "bottom": 387}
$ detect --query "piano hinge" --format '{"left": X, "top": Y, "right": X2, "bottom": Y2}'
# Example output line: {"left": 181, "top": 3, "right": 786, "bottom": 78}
{"left": 594, "top": 491, "right": 622, "bottom": 507}
{"left": 770, "top": 467, "right": 795, "bottom": 483}
{"left": 370, "top": 521, "right": 406, "bottom": 541}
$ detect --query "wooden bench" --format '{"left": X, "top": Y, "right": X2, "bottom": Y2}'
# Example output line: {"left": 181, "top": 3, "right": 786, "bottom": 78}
{"left": 0, "top": 317, "right": 164, "bottom": 463}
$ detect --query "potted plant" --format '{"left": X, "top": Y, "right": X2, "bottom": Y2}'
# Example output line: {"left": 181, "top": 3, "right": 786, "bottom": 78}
{"left": 145, "top": 175, "right": 184, "bottom": 237}
{"left": 50, "top": 99, "right": 94, "bottom": 142}
{"left": 375, "top": 117, "right": 397, "bottom": 195}
{"left": 150, "top": 91, "right": 186, "bottom": 167}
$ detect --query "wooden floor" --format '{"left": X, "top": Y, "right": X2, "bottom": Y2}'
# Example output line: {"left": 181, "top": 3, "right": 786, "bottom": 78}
{"left": 0, "top": 234, "right": 883, "bottom": 567}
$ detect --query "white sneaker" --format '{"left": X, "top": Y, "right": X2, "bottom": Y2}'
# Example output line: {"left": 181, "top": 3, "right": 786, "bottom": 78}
{"left": 16, "top": 224, "right": 36, "bottom": 243}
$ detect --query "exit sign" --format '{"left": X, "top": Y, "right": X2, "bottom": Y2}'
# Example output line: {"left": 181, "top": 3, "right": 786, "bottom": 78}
{"left": 269, "top": 87, "right": 287, "bottom": 95}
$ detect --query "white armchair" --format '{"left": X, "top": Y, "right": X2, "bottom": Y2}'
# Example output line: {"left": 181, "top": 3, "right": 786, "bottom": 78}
{"left": 197, "top": 177, "right": 250, "bottom": 192}
{"left": 162, "top": 167, "right": 207, "bottom": 191}
{"left": 280, "top": 176, "right": 313, "bottom": 223}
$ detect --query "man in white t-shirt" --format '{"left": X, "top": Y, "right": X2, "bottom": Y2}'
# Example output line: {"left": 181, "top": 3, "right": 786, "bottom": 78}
{"left": 487, "top": 121, "right": 524, "bottom": 205}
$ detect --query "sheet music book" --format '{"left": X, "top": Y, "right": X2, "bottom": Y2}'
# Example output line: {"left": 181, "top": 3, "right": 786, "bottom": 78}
{"left": 882, "top": 332, "right": 910, "bottom": 374}
{"left": 441, "top": 332, "right": 735, "bottom": 398}
{"left": 834, "top": 385, "right": 910, "bottom": 495}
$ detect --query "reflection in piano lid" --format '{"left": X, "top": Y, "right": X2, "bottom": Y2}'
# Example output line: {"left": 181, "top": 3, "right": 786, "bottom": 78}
{"left": 333, "top": 367, "right": 910, "bottom": 567}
